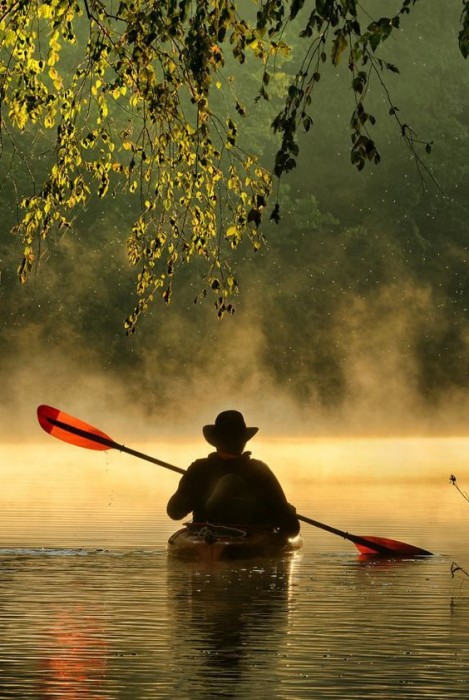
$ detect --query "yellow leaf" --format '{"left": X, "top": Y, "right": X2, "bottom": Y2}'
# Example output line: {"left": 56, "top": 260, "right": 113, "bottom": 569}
{"left": 49, "top": 68, "right": 63, "bottom": 90}
{"left": 47, "top": 51, "right": 59, "bottom": 67}
{"left": 38, "top": 4, "right": 52, "bottom": 18}
{"left": 226, "top": 226, "right": 237, "bottom": 237}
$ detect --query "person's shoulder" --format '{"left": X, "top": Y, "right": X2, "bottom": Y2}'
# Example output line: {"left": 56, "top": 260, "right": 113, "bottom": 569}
{"left": 243, "top": 454, "right": 271, "bottom": 472}
{"left": 187, "top": 454, "right": 217, "bottom": 471}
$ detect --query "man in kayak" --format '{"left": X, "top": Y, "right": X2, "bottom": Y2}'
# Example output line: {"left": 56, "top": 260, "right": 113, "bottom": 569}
{"left": 166, "top": 410, "right": 300, "bottom": 536}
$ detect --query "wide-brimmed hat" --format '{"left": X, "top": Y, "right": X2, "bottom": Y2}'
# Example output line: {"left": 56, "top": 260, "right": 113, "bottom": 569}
{"left": 203, "top": 410, "right": 258, "bottom": 447}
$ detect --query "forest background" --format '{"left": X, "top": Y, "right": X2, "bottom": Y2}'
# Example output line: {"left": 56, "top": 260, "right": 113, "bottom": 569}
{"left": 1, "top": 1, "right": 469, "bottom": 441}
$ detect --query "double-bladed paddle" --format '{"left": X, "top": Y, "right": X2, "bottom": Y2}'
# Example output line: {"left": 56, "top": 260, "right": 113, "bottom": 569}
{"left": 37, "top": 404, "right": 432, "bottom": 557}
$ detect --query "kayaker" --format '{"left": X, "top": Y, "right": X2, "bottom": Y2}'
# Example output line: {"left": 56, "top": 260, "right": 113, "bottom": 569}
{"left": 166, "top": 410, "right": 300, "bottom": 536}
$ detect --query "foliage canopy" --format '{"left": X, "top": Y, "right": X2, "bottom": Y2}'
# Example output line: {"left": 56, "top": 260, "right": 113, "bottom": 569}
{"left": 1, "top": 0, "right": 468, "bottom": 330}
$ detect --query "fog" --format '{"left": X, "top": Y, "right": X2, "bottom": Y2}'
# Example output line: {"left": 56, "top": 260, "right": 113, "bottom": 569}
{"left": 1, "top": 1, "right": 469, "bottom": 445}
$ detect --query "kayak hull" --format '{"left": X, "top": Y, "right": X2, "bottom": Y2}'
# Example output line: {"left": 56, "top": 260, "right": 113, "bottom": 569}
{"left": 167, "top": 524, "right": 303, "bottom": 564}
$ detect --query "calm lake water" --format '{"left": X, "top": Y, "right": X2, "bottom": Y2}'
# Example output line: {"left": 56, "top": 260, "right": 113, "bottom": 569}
{"left": 1, "top": 436, "right": 469, "bottom": 698}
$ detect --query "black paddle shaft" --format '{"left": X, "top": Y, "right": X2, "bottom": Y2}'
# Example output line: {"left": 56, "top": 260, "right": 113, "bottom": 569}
{"left": 298, "top": 514, "right": 398, "bottom": 555}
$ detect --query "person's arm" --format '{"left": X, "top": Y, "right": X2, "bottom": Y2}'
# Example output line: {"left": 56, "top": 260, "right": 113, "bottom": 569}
{"left": 166, "top": 464, "right": 198, "bottom": 520}
{"left": 167, "top": 483, "right": 192, "bottom": 520}
{"left": 252, "top": 460, "right": 300, "bottom": 536}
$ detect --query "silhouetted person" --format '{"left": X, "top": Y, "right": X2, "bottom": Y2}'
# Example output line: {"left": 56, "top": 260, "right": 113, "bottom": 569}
{"left": 167, "top": 410, "right": 300, "bottom": 536}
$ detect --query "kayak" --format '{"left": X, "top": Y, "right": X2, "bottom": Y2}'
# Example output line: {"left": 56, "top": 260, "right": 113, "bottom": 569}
{"left": 167, "top": 523, "right": 303, "bottom": 564}
{"left": 168, "top": 524, "right": 303, "bottom": 563}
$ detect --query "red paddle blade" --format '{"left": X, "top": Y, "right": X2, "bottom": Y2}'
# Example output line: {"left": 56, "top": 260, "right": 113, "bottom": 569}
{"left": 354, "top": 535, "right": 432, "bottom": 557}
{"left": 37, "top": 405, "right": 114, "bottom": 451}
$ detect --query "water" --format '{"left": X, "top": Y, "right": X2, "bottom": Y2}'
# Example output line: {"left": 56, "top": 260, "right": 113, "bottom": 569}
{"left": 1, "top": 437, "right": 469, "bottom": 698}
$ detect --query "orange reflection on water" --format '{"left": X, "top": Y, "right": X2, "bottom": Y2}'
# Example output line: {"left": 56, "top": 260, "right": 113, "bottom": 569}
{"left": 39, "top": 606, "right": 108, "bottom": 699}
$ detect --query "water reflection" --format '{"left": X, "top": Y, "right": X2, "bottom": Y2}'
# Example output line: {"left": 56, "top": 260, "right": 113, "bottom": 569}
{"left": 39, "top": 606, "right": 108, "bottom": 698}
{"left": 0, "top": 552, "right": 111, "bottom": 699}
{"left": 166, "top": 554, "right": 300, "bottom": 697}
{"left": 0, "top": 545, "right": 468, "bottom": 698}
